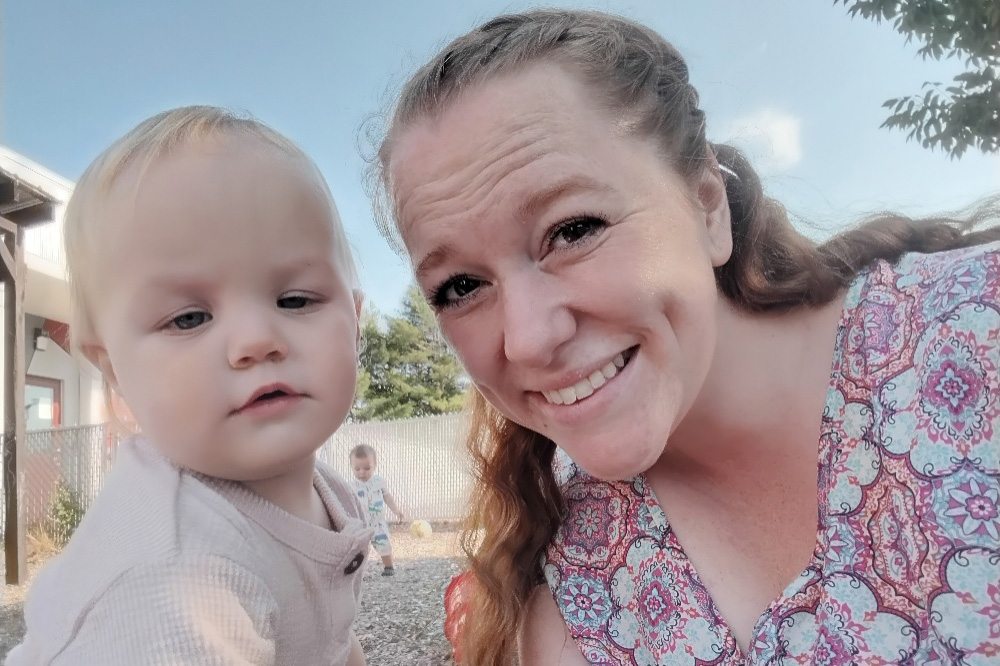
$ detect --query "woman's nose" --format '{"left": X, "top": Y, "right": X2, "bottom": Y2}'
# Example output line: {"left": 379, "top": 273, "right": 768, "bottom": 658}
{"left": 500, "top": 274, "right": 575, "bottom": 368}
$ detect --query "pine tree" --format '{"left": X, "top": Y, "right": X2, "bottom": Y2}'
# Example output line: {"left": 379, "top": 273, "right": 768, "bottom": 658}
{"left": 351, "top": 286, "right": 467, "bottom": 421}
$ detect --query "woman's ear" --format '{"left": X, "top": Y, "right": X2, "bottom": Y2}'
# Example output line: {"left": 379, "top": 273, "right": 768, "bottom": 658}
{"left": 696, "top": 152, "right": 734, "bottom": 268}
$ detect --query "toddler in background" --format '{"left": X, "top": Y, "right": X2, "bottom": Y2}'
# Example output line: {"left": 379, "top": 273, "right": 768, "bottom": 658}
{"left": 350, "top": 444, "right": 406, "bottom": 576}
{"left": 8, "top": 106, "right": 372, "bottom": 666}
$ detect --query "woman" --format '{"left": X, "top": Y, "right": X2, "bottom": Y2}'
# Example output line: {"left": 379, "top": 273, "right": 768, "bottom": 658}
{"left": 370, "top": 9, "right": 1000, "bottom": 665}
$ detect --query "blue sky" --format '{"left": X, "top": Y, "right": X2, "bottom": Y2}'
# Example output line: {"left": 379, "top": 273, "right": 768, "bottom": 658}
{"left": 4, "top": 0, "right": 998, "bottom": 315}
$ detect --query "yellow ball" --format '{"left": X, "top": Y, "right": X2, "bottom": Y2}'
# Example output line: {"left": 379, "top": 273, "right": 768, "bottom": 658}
{"left": 410, "top": 519, "right": 433, "bottom": 538}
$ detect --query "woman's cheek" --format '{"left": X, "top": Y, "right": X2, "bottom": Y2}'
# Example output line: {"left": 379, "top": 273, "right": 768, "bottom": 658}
{"left": 442, "top": 320, "right": 482, "bottom": 366}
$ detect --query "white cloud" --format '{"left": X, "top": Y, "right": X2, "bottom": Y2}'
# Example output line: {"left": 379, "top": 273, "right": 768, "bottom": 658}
{"left": 724, "top": 108, "right": 803, "bottom": 172}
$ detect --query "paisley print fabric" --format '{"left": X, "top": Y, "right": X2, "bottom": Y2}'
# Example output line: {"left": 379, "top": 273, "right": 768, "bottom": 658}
{"left": 546, "top": 244, "right": 1000, "bottom": 665}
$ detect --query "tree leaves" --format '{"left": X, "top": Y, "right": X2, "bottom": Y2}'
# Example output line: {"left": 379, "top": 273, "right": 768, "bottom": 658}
{"left": 352, "top": 286, "right": 467, "bottom": 422}
{"left": 834, "top": 0, "right": 1000, "bottom": 158}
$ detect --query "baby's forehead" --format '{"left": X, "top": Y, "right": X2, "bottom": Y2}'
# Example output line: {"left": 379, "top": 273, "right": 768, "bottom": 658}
{"left": 104, "top": 141, "right": 334, "bottom": 234}
{"left": 90, "top": 162, "right": 346, "bottom": 296}
{"left": 120, "top": 134, "right": 326, "bottom": 201}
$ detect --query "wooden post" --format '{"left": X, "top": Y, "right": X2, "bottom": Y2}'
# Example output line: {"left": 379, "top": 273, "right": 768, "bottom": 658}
{"left": 1, "top": 215, "right": 26, "bottom": 584}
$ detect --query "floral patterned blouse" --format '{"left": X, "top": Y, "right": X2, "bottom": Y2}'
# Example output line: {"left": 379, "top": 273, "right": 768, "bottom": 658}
{"left": 545, "top": 244, "right": 1000, "bottom": 665}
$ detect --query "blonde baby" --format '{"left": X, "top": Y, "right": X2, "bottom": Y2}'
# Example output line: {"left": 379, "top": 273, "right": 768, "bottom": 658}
{"left": 8, "top": 106, "right": 372, "bottom": 666}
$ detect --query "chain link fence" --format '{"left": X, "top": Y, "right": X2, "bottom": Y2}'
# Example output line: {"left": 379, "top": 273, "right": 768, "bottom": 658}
{"left": 15, "top": 425, "right": 122, "bottom": 546}
{"left": 3, "top": 413, "right": 472, "bottom": 551}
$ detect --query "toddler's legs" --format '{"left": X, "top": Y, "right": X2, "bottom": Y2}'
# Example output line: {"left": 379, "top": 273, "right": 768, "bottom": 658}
{"left": 372, "top": 527, "right": 394, "bottom": 576}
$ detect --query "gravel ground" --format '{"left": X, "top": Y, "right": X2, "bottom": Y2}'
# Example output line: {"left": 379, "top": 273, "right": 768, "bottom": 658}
{"left": 357, "top": 524, "right": 464, "bottom": 665}
{"left": 0, "top": 557, "right": 40, "bottom": 659}
{"left": 1, "top": 523, "right": 466, "bottom": 665}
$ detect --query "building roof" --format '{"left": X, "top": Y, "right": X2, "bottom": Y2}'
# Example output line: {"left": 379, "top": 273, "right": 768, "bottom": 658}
{"left": 0, "top": 145, "right": 72, "bottom": 228}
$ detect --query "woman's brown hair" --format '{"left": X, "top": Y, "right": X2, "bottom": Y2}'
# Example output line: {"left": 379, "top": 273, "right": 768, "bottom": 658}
{"left": 368, "top": 9, "right": 1000, "bottom": 664}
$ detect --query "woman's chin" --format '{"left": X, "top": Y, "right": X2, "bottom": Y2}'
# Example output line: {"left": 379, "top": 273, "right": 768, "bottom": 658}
{"left": 552, "top": 418, "right": 670, "bottom": 482}
{"left": 560, "top": 445, "right": 660, "bottom": 483}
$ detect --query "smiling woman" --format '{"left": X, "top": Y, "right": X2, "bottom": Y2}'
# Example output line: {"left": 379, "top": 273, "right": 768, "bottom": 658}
{"left": 370, "top": 8, "right": 1000, "bottom": 666}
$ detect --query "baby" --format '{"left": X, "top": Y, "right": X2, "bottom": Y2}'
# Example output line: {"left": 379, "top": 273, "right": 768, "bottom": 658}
{"left": 8, "top": 106, "right": 372, "bottom": 665}
{"left": 350, "top": 444, "right": 406, "bottom": 576}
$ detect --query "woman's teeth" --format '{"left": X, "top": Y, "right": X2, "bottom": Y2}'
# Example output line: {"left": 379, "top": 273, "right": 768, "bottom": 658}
{"left": 542, "top": 352, "right": 627, "bottom": 406}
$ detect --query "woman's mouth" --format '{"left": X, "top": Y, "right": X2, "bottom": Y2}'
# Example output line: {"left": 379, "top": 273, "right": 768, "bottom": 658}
{"left": 541, "top": 347, "right": 637, "bottom": 406}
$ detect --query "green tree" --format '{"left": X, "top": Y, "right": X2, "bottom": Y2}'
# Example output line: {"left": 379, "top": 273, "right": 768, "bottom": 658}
{"left": 836, "top": 0, "right": 999, "bottom": 158}
{"left": 352, "top": 286, "right": 467, "bottom": 421}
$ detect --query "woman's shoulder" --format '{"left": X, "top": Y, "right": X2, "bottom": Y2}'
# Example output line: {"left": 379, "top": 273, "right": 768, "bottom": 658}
{"left": 864, "top": 240, "right": 1000, "bottom": 307}
{"left": 836, "top": 240, "right": 1000, "bottom": 483}
{"left": 822, "top": 245, "right": 1000, "bottom": 652}
{"left": 903, "top": 239, "right": 1000, "bottom": 275}
{"left": 841, "top": 241, "right": 1000, "bottom": 356}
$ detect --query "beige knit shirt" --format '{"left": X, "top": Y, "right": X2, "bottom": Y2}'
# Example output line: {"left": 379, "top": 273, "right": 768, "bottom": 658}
{"left": 7, "top": 438, "right": 373, "bottom": 665}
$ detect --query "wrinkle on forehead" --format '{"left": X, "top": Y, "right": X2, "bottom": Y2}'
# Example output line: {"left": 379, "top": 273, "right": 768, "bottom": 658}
{"left": 392, "top": 109, "right": 559, "bottom": 245}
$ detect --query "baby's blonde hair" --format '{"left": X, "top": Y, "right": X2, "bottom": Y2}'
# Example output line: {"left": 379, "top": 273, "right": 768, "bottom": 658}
{"left": 64, "top": 105, "right": 358, "bottom": 428}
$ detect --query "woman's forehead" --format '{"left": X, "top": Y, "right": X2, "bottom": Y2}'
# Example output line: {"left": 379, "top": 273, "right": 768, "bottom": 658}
{"left": 388, "top": 68, "right": 627, "bottom": 243}
{"left": 388, "top": 63, "right": 606, "bottom": 183}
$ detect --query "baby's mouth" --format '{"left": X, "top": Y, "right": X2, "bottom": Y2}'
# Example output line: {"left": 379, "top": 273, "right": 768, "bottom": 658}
{"left": 234, "top": 384, "right": 302, "bottom": 413}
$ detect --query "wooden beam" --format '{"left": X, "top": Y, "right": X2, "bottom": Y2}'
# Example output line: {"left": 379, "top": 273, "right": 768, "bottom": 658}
{"left": 0, "top": 216, "right": 16, "bottom": 236}
{"left": 0, "top": 183, "right": 14, "bottom": 208}
{"left": 0, "top": 242, "right": 13, "bottom": 281}
{"left": 3, "top": 226, "right": 27, "bottom": 584}
{"left": 5, "top": 203, "right": 56, "bottom": 229}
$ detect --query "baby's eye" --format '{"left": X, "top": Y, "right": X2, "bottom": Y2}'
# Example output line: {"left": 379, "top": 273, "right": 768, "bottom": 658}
{"left": 278, "top": 295, "right": 314, "bottom": 309}
{"left": 168, "top": 311, "right": 211, "bottom": 331}
{"left": 549, "top": 216, "right": 607, "bottom": 249}
{"left": 432, "top": 276, "right": 483, "bottom": 309}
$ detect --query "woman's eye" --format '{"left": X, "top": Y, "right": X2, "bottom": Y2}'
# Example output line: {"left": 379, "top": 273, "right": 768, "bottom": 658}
{"left": 278, "top": 295, "right": 313, "bottom": 310}
{"left": 168, "top": 311, "right": 211, "bottom": 331}
{"left": 433, "top": 276, "right": 483, "bottom": 308}
{"left": 550, "top": 216, "right": 606, "bottom": 249}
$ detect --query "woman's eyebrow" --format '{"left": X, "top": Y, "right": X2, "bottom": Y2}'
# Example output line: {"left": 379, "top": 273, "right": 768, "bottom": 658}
{"left": 414, "top": 177, "right": 614, "bottom": 280}
{"left": 416, "top": 246, "right": 454, "bottom": 283}
{"left": 515, "top": 175, "right": 611, "bottom": 221}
